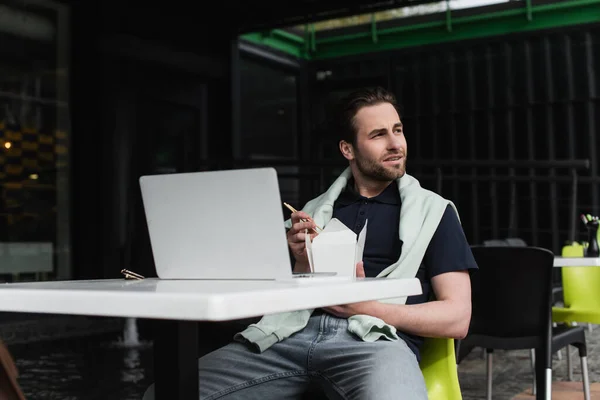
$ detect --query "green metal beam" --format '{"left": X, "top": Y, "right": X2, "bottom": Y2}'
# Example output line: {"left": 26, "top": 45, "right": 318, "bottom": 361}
{"left": 525, "top": 0, "right": 533, "bottom": 21}
{"left": 311, "top": 0, "right": 600, "bottom": 59}
{"left": 446, "top": 0, "right": 452, "bottom": 33}
{"left": 371, "top": 14, "right": 378, "bottom": 43}
{"left": 241, "top": 30, "right": 307, "bottom": 59}
{"left": 240, "top": 0, "right": 600, "bottom": 61}
{"left": 310, "top": 24, "right": 317, "bottom": 52}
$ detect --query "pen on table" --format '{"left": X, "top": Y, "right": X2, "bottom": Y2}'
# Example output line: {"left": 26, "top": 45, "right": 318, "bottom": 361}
{"left": 283, "top": 202, "right": 323, "bottom": 232}
{"left": 121, "top": 269, "right": 145, "bottom": 280}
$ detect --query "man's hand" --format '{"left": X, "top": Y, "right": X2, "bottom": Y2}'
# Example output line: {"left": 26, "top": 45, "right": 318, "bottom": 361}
{"left": 286, "top": 211, "right": 319, "bottom": 271}
{"left": 322, "top": 261, "right": 380, "bottom": 318}
{"left": 355, "top": 260, "right": 365, "bottom": 278}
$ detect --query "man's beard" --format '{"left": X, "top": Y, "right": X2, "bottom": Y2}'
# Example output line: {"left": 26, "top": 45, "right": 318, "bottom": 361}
{"left": 355, "top": 149, "right": 407, "bottom": 182}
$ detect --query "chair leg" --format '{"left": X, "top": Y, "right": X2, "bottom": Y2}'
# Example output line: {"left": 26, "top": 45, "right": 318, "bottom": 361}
{"left": 567, "top": 345, "right": 573, "bottom": 381}
{"left": 530, "top": 349, "right": 537, "bottom": 396}
{"left": 553, "top": 322, "right": 563, "bottom": 360}
{"left": 581, "top": 356, "right": 591, "bottom": 400}
{"left": 545, "top": 368, "right": 552, "bottom": 400}
{"left": 486, "top": 350, "right": 493, "bottom": 400}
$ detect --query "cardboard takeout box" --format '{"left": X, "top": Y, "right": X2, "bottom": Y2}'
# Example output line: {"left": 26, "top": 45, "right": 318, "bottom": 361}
{"left": 305, "top": 218, "right": 367, "bottom": 278}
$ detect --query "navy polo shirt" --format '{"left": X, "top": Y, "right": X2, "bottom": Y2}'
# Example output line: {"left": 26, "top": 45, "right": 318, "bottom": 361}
{"left": 332, "top": 179, "right": 478, "bottom": 360}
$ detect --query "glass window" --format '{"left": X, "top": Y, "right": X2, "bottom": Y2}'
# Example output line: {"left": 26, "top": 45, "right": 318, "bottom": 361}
{"left": 239, "top": 57, "right": 298, "bottom": 160}
{"left": 0, "top": 0, "right": 70, "bottom": 282}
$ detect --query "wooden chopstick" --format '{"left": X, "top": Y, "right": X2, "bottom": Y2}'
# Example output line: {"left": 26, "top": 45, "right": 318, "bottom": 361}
{"left": 283, "top": 202, "right": 323, "bottom": 232}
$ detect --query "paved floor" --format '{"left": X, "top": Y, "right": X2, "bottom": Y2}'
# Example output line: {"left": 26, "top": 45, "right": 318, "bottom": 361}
{"left": 513, "top": 381, "right": 600, "bottom": 400}
{"left": 458, "top": 324, "right": 600, "bottom": 400}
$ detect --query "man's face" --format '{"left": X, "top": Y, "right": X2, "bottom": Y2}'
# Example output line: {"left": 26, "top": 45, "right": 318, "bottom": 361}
{"left": 343, "top": 102, "right": 407, "bottom": 182}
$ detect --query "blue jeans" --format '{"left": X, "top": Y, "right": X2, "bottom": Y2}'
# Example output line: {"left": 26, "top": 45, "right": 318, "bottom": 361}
{"left": 144, "top": 312, "right": 428, "bottom": 399}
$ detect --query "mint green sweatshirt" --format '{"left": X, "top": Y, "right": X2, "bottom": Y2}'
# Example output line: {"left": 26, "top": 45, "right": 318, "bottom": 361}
{"left": 234, "top": 167, "right": 457, "bottom": 352}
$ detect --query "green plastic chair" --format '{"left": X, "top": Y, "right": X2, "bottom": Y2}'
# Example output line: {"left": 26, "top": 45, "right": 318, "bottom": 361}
{"left": 552, "top": 242, "right": 600, "bottom": 382}
{"left": 552, "top": 242, "right": 600, "bottom": 325}
{"left": 420, "top": 337, "right": 462, "bottom": 400}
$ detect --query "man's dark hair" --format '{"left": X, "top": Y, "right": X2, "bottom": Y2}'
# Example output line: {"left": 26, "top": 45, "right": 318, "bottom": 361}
{"left": 334, "top": 86, "right": 399, "bottom": 146}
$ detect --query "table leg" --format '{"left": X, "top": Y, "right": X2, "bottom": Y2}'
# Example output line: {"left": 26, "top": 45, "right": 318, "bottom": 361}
{"left": 154, "top": 320, "right": 199, "bottom": 400}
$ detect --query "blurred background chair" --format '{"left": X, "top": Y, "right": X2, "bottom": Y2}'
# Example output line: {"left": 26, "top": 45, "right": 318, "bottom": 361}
{"left": 456, "top": 246, "right": 590, "bottom": 400}
{"left": 460, "top": 237, "right": 529, "bottom": 363}
{"left": 552, "top": 242, "right": 600, "bottom": 381}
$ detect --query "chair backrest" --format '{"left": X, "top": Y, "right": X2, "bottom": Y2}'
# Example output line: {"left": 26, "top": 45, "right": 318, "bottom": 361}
{"left": 469, "top": 246, "right": 554, "bottom": 339}
{"left": 561, "top": 243, "right": 600, "bottom": 311}
{"left": 420, "top": 337, "right": 462, "bottom": 400}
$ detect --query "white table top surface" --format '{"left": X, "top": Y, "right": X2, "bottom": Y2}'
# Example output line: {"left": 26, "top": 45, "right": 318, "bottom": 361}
{"left": 553, "top": 257, "right": 600, "bottom": 267}
{"left": 0, "top": 277, "right": 422, "bottom": 321}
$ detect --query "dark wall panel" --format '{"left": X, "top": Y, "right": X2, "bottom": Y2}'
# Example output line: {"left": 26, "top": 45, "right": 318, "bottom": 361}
{"left": 68, "top": 2, "right": 235, "bottom": 279}
{"left": 307, "top": 24, "right": 600, "bottom": 253}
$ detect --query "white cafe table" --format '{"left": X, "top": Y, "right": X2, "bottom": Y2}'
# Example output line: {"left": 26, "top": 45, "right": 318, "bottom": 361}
{"left": 553, "top": 257, "right": 600, "bottom": 267}
{"left": 0, "top": 277, "right": 421, "bottom": 399}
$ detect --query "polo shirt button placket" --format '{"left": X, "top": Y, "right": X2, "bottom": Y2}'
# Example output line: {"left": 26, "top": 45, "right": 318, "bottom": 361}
{"left": 356, "top": 202, "right": 367, "bottom": 231}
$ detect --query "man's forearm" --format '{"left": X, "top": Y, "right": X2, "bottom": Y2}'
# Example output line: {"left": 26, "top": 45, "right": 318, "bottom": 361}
{"left": 368, "top": 300, "right": 470, "bottom": 340}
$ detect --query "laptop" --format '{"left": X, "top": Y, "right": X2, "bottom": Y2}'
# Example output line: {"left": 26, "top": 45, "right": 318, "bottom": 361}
{"left": 139, "top": 167, "right": 338, "bottom": 280}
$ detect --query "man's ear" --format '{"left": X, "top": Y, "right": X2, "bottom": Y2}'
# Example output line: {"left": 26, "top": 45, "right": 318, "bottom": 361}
{"left": 339, "top": 140, "right": 354, "bottom": 161}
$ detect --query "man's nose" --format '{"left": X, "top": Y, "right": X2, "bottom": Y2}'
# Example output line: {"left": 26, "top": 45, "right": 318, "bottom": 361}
{"left": 387, "top": 132, "right": 403, "bottom": 150}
